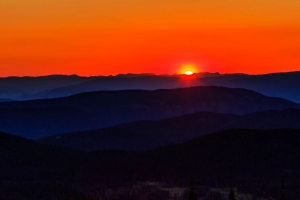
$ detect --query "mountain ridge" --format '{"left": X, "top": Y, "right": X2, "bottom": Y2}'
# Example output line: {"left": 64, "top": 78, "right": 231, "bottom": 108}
{"left": 1, "top": 71, "right": 300, "bottom": 102}
{"left": 38, "top": 108, "right": 300, "bottom": 151}
{"left": 0, "top": 86, "right": 298, "bottom": 139}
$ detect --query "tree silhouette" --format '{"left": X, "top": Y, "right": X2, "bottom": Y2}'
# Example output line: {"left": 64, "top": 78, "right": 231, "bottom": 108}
{"left": 280, "top": 178, "right": 286, "bottom": 200}
{"left": 228, "top": 186, "right": 236, "bottom": 200}
{"left": 188, "top": 179, "right": 197, "bottom": 200}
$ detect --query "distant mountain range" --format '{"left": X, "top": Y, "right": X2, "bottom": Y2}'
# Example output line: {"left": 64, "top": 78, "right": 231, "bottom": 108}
{"left": 20, "top": 75, "right": 200, "bottom": 100}
{"left": 201, "top": 71, "right": 300, "bottom": 103}
{"left": 38, "top": 109, "right": 300, "bottom": 151}
{"left": 0, "top": 86, "right": 297, "bottom": 139}
{"left": 1, "top": 71, "right": 300, "bottom": 102}
{"left": 0, "top": 75, "right": 100, "bottom": 100}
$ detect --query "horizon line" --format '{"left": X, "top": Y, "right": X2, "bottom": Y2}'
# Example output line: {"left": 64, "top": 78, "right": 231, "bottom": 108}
{"left": 0, "top": 70, "right": 299, "bottom": 78}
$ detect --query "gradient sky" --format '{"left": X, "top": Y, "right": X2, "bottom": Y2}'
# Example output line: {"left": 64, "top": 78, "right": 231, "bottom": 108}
{"left": 1, "top": 0, "right": 300, "bottom": 76}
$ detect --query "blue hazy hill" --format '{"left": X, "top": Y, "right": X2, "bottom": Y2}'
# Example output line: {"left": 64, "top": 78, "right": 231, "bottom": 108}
{"left": 0, "top": 86, "right": 298, "bottom": 139}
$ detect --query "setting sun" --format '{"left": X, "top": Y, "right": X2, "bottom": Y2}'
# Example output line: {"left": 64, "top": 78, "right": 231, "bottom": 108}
{"left": 184, "top": 71, "right": 194, "bottom": 75}
{"left": 179, "top": 63, "right": 198, "bottom": 75}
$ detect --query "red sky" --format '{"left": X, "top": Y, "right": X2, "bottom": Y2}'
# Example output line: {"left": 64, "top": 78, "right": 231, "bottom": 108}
{"left": 1, "top": 0, "right": 300, "bottom": 76}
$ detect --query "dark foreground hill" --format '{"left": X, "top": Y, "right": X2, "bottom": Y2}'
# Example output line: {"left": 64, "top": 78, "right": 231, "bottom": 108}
{"left": 38, "top": 109, "right": 300, "bottom": 151}
{"left": 0, "top": 131, "right": 84, "bottom": 181}
{"left": 2, "top": 129, "right": 300, "bottom": 199}
{"left": 0, "top": 131, "right": 87, "bottom": 199}
{"left": 0, "top": 86, "right": 298, "bottom": 139}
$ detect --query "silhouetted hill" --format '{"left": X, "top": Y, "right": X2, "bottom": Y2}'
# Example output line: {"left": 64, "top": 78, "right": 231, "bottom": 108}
{"left": 0, "top": 131, "right": 84, "bottom": 181}
{"left": 78, "top": 129, "right": 300, "bottom": 200}
{"left": 201, "top": 71, "right": 300, "bottom": 102}
{"left": 38, "top": 109, "right": 300, "bottom": 151}
{"left": 0, "top": 131, "right": 87, "bottom": 199}
{"left": 3, "top": 129, "right": 300, "bottom": 199}
{"left": 0, "top": 86, "right": 298, "bottom": 139}
{"left": 143, "top": 129, "right": 300, "bottom": 182}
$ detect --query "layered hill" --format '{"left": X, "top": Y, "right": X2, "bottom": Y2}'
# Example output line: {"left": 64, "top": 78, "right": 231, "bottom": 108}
{"left": 3, "top": 71, "right": 299, "bottom": 103}
{"left": 0, "top": 75, "right": 99, "bottom": 100}
{"left": 20, "top": 75, "right": 201, "bottom": 100}
{"left": 38, "top": 109, "right": 300, "bottom": 151}
{"left": 0, "top": 86, "right": 297, "bottom": 139}
{"left": 201, "top": 71, "right": 300, "bottom": 102}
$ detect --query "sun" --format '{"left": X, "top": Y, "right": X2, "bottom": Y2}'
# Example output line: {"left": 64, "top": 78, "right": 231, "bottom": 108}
{"left": 179, "top": 63, "right": 198, "bottom": 75}
{"left": 184, "top": 70, "right": 194, "bottom": 75}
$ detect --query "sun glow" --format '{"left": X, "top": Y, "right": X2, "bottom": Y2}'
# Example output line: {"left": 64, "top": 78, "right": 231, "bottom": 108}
{"left": 184, "top": 71, "right": 194, "bottom": 75}
{"left": 179, "top": 63, "right": 198, "bottom": 75}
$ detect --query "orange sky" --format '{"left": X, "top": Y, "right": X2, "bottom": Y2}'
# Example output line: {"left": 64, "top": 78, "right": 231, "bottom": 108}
{"left": 1, "top": 0, "right": 300, "bottom": 76}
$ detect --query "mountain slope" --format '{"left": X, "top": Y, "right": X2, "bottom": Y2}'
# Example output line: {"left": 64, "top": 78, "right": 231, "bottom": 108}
{"left": 15, "top": 71, "right": 300, "bottom": 102}
{"left": 201, "top": 71, "right": 300, "bottom": 102}
{"left": 0, "top": 75, "right": 99, "bottom": 100}
{"left": 22, "top": 75, "right": 201, "bottom": 100}
{"left": 0, "top": 86, "right": 298, "bottom": 139}
{"left": 1, "top": 72, "right": 300, "bottom": 102}
{"left": 38, "top": 109, "right": 300, "bottom": 151}
{"left": 3, "top": 129, "right": 300, "bottom": 199}
{"left": 0, "top": 131, "right": 84, "bottom": 181}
